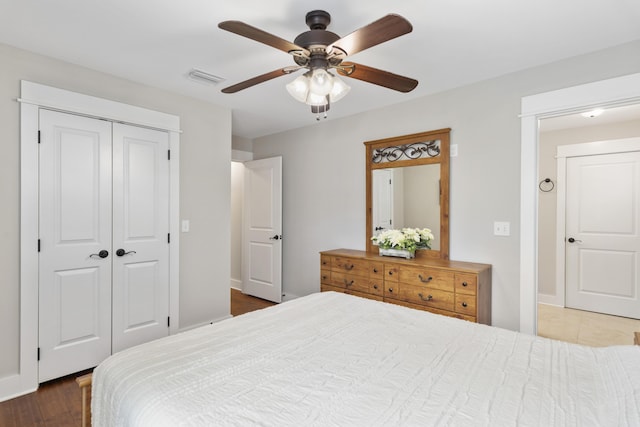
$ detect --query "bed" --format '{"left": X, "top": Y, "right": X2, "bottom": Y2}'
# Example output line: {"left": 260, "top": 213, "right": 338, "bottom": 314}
{"left": 91, "top": 291, "right": 640, "bottom": 426}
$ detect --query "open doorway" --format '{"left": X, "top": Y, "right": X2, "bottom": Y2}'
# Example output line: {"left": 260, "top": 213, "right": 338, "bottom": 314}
{"left": 536, "top": 104, "right": 640, "bottom": 346}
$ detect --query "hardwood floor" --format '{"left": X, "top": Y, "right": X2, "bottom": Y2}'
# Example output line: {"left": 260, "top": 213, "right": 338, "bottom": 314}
{"left": 0, "top": 290, "right": 276, "bottom": 427}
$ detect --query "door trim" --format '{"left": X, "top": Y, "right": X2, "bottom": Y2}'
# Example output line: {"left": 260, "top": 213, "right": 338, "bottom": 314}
{"left": 5, "top": 81, "right": 181, "bottom": 400}
{"left": 554, "top": 137, "right": 640, "bottom": 308}
{"left": 520, "top": 72, "right": 640, "bottom": 335}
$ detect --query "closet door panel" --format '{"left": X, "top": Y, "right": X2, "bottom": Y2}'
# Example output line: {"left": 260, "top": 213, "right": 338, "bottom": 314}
{"left": 112, "top": 123, "right": 170, "bottom": 353}
{"left": 38, "top": 110, "right": 113, "bottom": 382}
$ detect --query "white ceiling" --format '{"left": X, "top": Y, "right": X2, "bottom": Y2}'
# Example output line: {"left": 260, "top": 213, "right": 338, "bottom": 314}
{"left": 1, "top": 0, "right": 640, "bottom": 139}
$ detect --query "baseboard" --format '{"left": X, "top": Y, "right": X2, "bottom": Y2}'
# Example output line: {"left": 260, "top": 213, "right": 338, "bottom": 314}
{"left": 0, "top": 373, "right": 38, "bottom": 403}
{"left": 230, "top": 278, "right": 242, "bottom": 292}
{"left": 537, "top": 293, "right": 564, "bottom": 307}
{"left": 282, "top": 293, "right": 300, "bottom": 302}
{"left": 177, "top": 314, "right": 233, "bottom": 333}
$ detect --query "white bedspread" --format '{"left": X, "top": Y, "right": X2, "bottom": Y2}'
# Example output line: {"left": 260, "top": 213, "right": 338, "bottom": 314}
{"left": 92, "top": 292, "right": 640, "bottom": 426}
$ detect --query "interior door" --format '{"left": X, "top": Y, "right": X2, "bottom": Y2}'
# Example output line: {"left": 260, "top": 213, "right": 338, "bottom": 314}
{"left": 565, "top": 151, "right": 640, "bottom": 319}
{"left": 372, "top": 168, "right": 393, "bottom": 236}
{"left": 242, "top": 157, "right": 282, "bottom": 303}
{"left": 38, "top": 110, "right": 113, "bottom": 382}
{"left": 111, "top": 124, "right": 170, "bottom": 353}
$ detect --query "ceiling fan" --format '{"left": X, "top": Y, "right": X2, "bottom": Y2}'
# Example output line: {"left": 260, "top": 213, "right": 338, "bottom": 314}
{"left": 218, "top": 10, "right": 418, "bottom": 118}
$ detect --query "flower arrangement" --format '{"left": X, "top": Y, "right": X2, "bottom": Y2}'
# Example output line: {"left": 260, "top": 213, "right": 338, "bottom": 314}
{"left": 371, "top": 227, "right": 434, "bottom": 251}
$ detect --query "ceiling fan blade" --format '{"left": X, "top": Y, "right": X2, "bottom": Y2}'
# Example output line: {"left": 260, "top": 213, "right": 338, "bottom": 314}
{"left": 337, "top": 62, "right": 418, "bottom": 93}
{"left": 219, "top": 21, "right": 309, "bottom": 56}
{"left": 329, "top": 14, "right": 412, "bottom": 57}
{"left": 221, "top": 68, "right": 294, "bottom": 94}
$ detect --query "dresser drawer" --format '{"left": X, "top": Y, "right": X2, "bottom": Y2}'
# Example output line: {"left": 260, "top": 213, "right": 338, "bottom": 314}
{"left": 320, "top": 269, "right": 331, "bottom": 284}
{"left": 370, "top": 261, "right": 384, "bottom": 279}
{"left": 331, "top": 271, "right": 370, "bottom": 293}
{"left": 454, "top": 273, "right": 477, "bottom": 295}
{"left": 455, "top": 294, "right": 477, "bottom": 316}
{"left": 384, "top": 264, "right": 400, "bottom": 282}
{"left": 370, "top": 278, "right": 384, "bottom": 297}
{"left": 386, "top": 282, "right": 455, "bottom": 312}
{"left": 320, "top": 255, "right": 331, "bottom": 269}
{"left": 398, "top": 266, "right": 454, "bottom": 292}
{"left": 332, "top": 257, "right": 369, "bottom": 277}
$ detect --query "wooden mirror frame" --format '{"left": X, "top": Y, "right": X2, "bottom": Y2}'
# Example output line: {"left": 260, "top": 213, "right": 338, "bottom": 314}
{"left": 365, "top": 128, "right": 450, "bottom": 260}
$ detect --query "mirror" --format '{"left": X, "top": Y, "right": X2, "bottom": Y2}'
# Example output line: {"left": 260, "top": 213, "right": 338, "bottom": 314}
{"left": 372, "top": 164, "right": 441, "bottom": 250}
{"left": 365, "top": 128, "right": 450, "bottom": 259}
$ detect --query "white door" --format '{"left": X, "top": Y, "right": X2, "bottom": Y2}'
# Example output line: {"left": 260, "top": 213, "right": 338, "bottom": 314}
{"left": 38, "top": 110, "right": 113, "bottom": 382}
{"left": 111, "top": 124, "right": 170, "bottom": 353}
{"left": 39, "top": 112, "right": 171, "bottom": 382}
{"left": 372, "top": 169, "right": 393, "bottom": 236}
{"left": 242, "top": 157, "right": 282, "bottom": 303}
{"left": 565, "top": 151, "right": 640, "bottom": 319}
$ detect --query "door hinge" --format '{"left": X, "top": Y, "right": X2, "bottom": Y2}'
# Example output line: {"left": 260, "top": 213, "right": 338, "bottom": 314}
{"left": 38, "top": 239, "right": 41, "bottom": 252}
{"left": 168, "top": 149, "right": 170, "bottom": 160}
{"left": 167, "top": 316, "right": 170, "bottom": 328}
{"left": 167, "top": 233, "right": 170, "bottom": 244}
{"left": 37, "top": 347, "right": 40, "bottom": 361}
{"left": 37, "top": 130, "right": 41, "bottom": 144}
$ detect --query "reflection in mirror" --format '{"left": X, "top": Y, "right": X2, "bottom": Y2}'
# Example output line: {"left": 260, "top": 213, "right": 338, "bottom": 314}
{"left": 372, "top": 165, "right": 440, "bottom": 250}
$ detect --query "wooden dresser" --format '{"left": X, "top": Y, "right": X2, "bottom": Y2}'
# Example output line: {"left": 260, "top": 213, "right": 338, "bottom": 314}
{"left": 320, "top": 249, "right": 492, "bottom": 325}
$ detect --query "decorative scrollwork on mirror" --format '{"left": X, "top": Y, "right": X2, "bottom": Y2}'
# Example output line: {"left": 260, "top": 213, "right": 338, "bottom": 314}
{"left": 365, "top": 128, "right": 450, "bottom": 260}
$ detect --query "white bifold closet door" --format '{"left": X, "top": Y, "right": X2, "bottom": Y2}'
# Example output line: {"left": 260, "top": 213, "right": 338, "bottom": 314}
{"left": 38, "top": 109, "right": 170, "bottom": 382}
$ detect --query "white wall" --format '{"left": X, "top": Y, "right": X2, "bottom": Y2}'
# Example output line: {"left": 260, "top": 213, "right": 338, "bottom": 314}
{"left": 538, "top": 118, "right": 640, "bottom": 304}
{"left": 252, "top": 39, "right": 640, "bottom": 331}
{"left": 0, "top": 43, "right": 231, "bottom": 383}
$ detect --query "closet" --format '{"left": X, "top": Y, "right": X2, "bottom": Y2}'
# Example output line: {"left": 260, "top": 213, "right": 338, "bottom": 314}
{"left": 38, "top": 109, "right": 170, "bottom": 382}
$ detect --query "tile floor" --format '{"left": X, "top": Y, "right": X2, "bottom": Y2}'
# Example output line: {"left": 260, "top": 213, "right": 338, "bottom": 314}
{"left": 537, "top": 303, "right": 640, "bottom": 346}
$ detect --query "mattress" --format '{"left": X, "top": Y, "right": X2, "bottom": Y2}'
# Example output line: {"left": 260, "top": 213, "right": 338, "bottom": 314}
{"left": 92, "top": 291, "right": 640, "bottom": 426}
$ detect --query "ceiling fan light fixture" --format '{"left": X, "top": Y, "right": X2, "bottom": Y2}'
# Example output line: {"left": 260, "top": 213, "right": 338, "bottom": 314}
{"left": 285, "top": 74, "right": 310, "bottom": 103}
{"left": 305, "top": 92, "right": 329, "bottom": 106}
{"left": 329, "top": 74, "right": 350, "bottom": 102}
{"left": 308, "top": 68, "right": 333, "bottom": 96}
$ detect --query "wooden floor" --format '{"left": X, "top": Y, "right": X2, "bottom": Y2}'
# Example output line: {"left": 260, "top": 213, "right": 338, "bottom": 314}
{"left": 0, "top": 290, "right": 275, "bottom": 427}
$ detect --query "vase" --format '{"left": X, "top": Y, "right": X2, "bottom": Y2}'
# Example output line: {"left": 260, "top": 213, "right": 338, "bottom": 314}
{"left": 379, "top": 247, "right": 415, "bottom": 259}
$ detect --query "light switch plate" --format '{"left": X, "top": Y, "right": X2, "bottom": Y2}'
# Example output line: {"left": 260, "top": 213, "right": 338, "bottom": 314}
{"left": 181, "top": 220, "right": 190, "bottom": 233}
{"left": 450, "top": 144, "right": 458, "bottom": 157}
{"left": 494, "top": 221, "right": 510, "bottom": 236}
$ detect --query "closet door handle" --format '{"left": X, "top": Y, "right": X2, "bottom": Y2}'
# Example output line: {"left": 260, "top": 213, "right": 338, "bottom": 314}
{"left": 90, "top": 250, "right": 109, "bottom": 259}
{"left": 115, "top": 249, "right": 136, "bottom": 257}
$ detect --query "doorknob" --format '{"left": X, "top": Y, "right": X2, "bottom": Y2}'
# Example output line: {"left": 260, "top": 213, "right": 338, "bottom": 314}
{"left": 567, "top": 237, "right": 582, "bottom": 243}
{"left": 269, "top": 234, "right": 282, "bottom": 240}
{"left": 89, "top": 250, "right": 109, "bottom": 259}
{"left": 116, "top": 249, "right": 137, "bottom": 257}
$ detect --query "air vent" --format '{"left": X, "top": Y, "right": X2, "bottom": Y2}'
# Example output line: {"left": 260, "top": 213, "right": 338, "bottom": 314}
{"left": 187, "top": 69, "right": 226, "bottom": 85}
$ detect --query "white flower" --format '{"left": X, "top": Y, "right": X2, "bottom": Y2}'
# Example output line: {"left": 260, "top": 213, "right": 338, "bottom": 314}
{"left": 371, "top": 227, "right": 433, "bottom": 250}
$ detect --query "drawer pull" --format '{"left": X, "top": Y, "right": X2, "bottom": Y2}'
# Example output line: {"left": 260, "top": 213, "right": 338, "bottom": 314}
{"left": 388, "top": 287, "right": 394, "bottom": 293}
{"left": 418, "top": 293, "right": 433, "bottom": 301}
{"left": 345, "top": 264, "right": 354, "bottom": 271}
{"left": 322, "top": 275, "right": 328, "bottom": 280}
{"left": 418, "top": 274, "right": 433, "bottom": 283}
{"left": 373, "top": 268, "right": 378, "bottom": 273}
{"left": 373, "top": 284, "right": 378, "bottom": 290}
{"left": 461, "top": 302, "right": 468, "bottom": 308}
{"left": 462, "top": 282, "right": 468, "bottom": 287}
{"left": 344, "top": 280, "right": 354, "bottom": 287}
{"left": 388, "top": 271, "right": 394, "bottom": 276}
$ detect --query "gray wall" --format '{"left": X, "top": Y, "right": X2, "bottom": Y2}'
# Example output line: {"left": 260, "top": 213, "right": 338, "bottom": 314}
{"left": 252, "top": 40, "right": 640, "bottom": 331}
{"left": 0, "top": 43, "right": 232, "bottom": 380}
